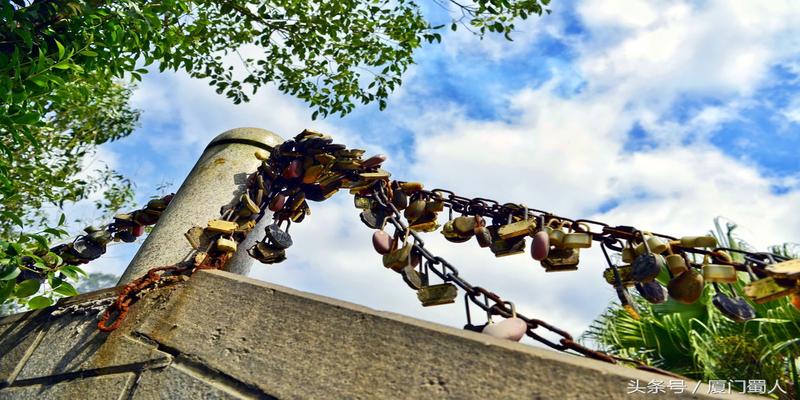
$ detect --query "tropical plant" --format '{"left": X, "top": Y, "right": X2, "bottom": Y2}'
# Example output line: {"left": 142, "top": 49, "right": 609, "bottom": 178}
{"left": 582, "top": 218, "right": 800, "bottom": 399}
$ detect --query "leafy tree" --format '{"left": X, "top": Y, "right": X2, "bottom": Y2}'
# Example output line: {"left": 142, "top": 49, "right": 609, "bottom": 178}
{"left": 582, "top": 219, "right": 800, "bottom": 398}
{"left": 1, "top": 0, "right": 552, "bottom": 311}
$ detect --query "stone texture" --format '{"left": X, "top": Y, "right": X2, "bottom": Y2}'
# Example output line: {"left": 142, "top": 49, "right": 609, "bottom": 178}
{"left": 13, "top": 298, "right": 170, "bottom": 381}
{"left": 0, "top": 373, "right": 133, "bottom": 400}
{"left": 134, "top": 270, "right": 754, "bottom": 399}
{"left": 119, "top": 127, "right": 284, "bottom": 284}
{"left": 0, "top": 310, "right": 48, "bottom": 385}
{"left": 130, "top": 365, "right": 244, "bottom": 400}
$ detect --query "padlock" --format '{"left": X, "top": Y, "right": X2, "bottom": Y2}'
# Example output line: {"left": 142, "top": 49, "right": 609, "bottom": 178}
{"left": 302, "top": 164, "right": 325, "bottom": 184}
{"left": 146, "top": 198, "right": 169, "bottom": 211}
{"left": 442, "top": 219, "right": 471, "bottom": 243}
{"left": 116, "top": 229, "right": 137, "bottom": 243}
{"left": 546, "top": 219, "right": 567, "bottom": 249}
{"left": 184, "top": 226, "right": 212, "bottom": 250}
{"left": 621, "top": 242, "right": 636, "bottom": 264}
{"left": 408, "top": 211, "right": 440, "bottom": 233}
{"left": 743, "top": 276, "right": 797, "bottom": 304}
{"left": 216, "top": 237, "right": 237, "bottom": 253}
{"left": 474, "top": 215, "right": 492, "bottom": 247}
{"left": 359, "top": 208, "right": 389, "bottom": 230}
{"left": 282, "top": 159, "right": 304, "bottom": 179}
{"left": 361, "top": 154, "right": 387, "bottom": 169}
{"left": 481, "top": 302, "right": 527, "bottom": 342}
{"left": 72, "top": 237, "right": 106, "bottom": 260}
{"left": 490, "top": 231, "right": 526, "bottom": 258}
{"left": 207, "top": 219, "right": 238, "bottom": 235}
{"left": 400, "top": 265, "right": 424, "bottom": 290}
{"left": 133, "top": 210, "right": 160, "bottom": 226}
{"left": 562, "top": 222, "right": 593, "bottom": 249}
{"left": 248, "top": 242, "right": 287, "bottom": 264}
{"left": 254, "top": 149, "right": 270, "bottom": 161}
{"left": 359, "top": 169, "right": 391, "bottom": 180}
{"left": 665, "top": 246, "right": 688, "bottom": 276}
{"left": 635, "top": 281, "right": 668, "bottom": 304}
{"left": 87, "top": 229, "right": 113, "bottom": 246}
{"left": 268, "top": 193, "right": 286, "bottom": 211}
{"left": 398, "top": 181, "right": 423, "bottom": 194}
{"left": 667, "top": 268, "right": 704, "bottom": 304}
{"left": 353, "top": 196, "right": 375, "bottom": 210}
{"left": 452, "top": 216, "right": 477, "bottom": 236}
{"left": 702, "top": 264, "right": 738, "bottom": 283}
{"left": 390, "top": 184, "right": 408, "bottom": 211}
{"left": 372, "top": 230, "right": 393, "bottom": 255}
{"left": 424, "top": 196, "right": 444, "bottom": 213}
{"left": 541, "top": 248, "right": 579, "bottom": 272}
{"left": 712, "top": 288, "right": 755, "bottom": 322}
{"left": 404, "top": 199, "right": 426, "bottom": 223}
{"left": 630, "top": 232, "right": 666, "bottom": 282}
{"left": 265, "top": 223, "right": 293, "bottom": 249}
{"left": 497, "top": 207, "right": 536, "bottom": 240}
{"left": 765, "top": 258, "right": 800, "bottom": 279}
{"left": 241, "top": 192, "right": 260, "bottom": 214}
{"left": 417, "top": 283, "right": 458, "bottom": 307}
{"left": 679, "top": 235, "right": 718, "bottom": 248}
{"left": 615, "top": 285, "right": 640, "bottom": 320}
{"left": 635, "top": 233, "right": 668, "bottom": 255}
{"left": 382, "top": 231, "right": 412, "bottom": 272}
{"left": 603, "top": 265, "right": 636, "bottom": 287}
{"left": 530, "top": 216, "right": 550, "bottom": 261}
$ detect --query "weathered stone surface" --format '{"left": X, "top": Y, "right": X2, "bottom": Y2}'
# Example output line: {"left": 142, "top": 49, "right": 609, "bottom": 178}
{"left": 15, "top": 307, "right": 170, "bottom": 381}
{"left": 0, "top": 372, "right": 133, "bottom": 400}
{"left": 131, "top": 365, "right": 244, "bottom": 400}
{"left": 0, "top": 310, "right": 48, "bottom": 385}
{"left": 119, "top": 127, "right": 284, "bottom": 283}
{"left": 135, "top": 270, "right": 752, "bottom": 399}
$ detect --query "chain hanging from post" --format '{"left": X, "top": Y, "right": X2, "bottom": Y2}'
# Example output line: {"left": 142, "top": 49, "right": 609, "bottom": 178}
{"left": 91, "top": 129, "right": 797, "bottom": 379}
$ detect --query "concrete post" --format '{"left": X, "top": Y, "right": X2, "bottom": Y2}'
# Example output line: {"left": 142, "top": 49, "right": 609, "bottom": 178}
{"left": 118, "top": 128, "right": 284, "bottom": 284}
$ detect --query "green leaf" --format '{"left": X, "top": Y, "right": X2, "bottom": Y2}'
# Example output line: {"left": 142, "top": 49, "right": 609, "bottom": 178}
{"left": 80, "top": 50, "right": 98, "bottom": 57}
{"left": 0, "top": 266, "right": 20, "bottom": 281}
{"left": 27, "top": 295, "right": 53, "bottom": 310}
{"left": 55, "top": 39, "right": 65, "bottom": 59}
{"left": 52, "top": 61, "right": 70, "bottom": 70}
{"left": 14, "top": 279, "right": 41, "bottom": 298}
{"left": 53, "top": 282, "right": 78, "bottom": 297}
{"left": 0, "top": 282, "right": 13, "bottom": 304}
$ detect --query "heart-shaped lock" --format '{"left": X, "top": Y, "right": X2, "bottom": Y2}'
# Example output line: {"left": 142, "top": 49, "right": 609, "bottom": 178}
{"left": 712, "top": 284, "right": 755, "bottom": 322}
{"left": 265, "top": 222, "right": 293, "bottom": 249}
{"left": 635, "top": 280, "right": 668, "bottom": 304}
{"left": 372, "top": 230, "right": 393, "bottom": 255}
{"left": 481, "top": 302, "right": 527, "bottom": 342}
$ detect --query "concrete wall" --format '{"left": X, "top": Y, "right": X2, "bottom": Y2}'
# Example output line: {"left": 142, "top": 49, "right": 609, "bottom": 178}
{"left": 0, "top": 270, "right": 754, "bottom": 399}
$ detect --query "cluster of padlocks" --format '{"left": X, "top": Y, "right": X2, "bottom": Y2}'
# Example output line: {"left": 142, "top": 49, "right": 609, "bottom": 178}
{"left": 46, "top": 195, "right": 172, "bottom": 267}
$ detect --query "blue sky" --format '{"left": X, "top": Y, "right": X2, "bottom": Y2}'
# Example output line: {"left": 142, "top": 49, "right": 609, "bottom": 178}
{"left": 79, "top": 0, "right": 800, "bottom": 341}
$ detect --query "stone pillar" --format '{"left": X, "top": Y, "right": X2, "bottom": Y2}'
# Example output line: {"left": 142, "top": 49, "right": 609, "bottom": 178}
{"left": 118, "top": 128, "right": 284, "bottom": 284}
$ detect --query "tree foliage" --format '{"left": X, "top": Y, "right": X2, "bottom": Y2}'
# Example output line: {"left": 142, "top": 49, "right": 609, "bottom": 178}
{"left": 0, "top": 0, "right": 552, "bottom": 310}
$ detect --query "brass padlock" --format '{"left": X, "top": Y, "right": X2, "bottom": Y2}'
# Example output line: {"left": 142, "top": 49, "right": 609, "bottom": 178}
{"left": 744, "top": 276, "right": 797, "bottom": 304}
{"left": 490, "top": 230, "right": 526, "bottom": 258}
{"left": 417, "top": 283, "right": 458, "bottom": 307}
{"left": 679, "top": 235, "right": 718, "bottom": 248}
{"left": 497, "top": 207, "right": 536, "bottom": 240}
{"left": 408, "top": 211, "right": 439, "bottom": 233}
{"left": 404, "top": 199, "right": 426, "bottom": 223}
{"left": 602, "top": 265, "right": 635, "bottom": 286}
{"left": 248, "top": 242, "right": 287, "bottom": 264}
{"left": 635, "top": 233, "right": 668, "bottom": 255}
{"left": 216, "top": 237, "right": 237, "bottom": 253}
{"left": 382, "top": 231, "right": 412, "bottom": 272}
{"left": 207, "top": 219, "right": 238, "bottom": 235}
{"left": 546, "top": 219, "right": 567, "bottom": 248}
{"left": 541, "top": 248, "right": 579, "bottom": 272}
{"left": 442, "top": 218, "right": 471, "bottom": 243}
{"left": 562, "top": 222, "right": 593, "bottom": 249}
{"left": 667, "top": 268, "right": 704, "bottom": 304}
{"left": 765, "top": 258, "right": 800, "bottom": 279}
{"left": 665, "top": 245, "right": 688, "bottom": 275}
{"left": 241, "top": 192, "right": 261, "bottom": 214}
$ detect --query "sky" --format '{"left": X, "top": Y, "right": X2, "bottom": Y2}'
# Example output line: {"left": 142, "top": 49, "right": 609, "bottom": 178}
{"left": 75, "top": 0, "right": 800, "bottom": 348}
